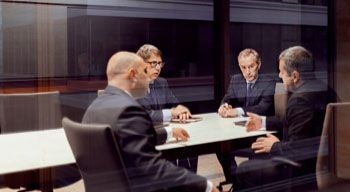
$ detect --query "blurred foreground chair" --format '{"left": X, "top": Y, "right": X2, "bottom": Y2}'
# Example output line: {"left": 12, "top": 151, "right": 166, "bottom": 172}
{"left": 62, "top": 117, "right": 130, "bottom": 192}
{"left": 316, "top": 102, "right": 350, "bottom": 191}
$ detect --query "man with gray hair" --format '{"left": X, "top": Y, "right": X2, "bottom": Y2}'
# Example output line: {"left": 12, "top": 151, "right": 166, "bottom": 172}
{"left": 235, "top": 46, "right": 331, "bottom": 191}
{"left": 82, "top": 51, "right": 218, "bottom": 192}
{"left": 217, "top": 48, "right": 276, "bottom": 185}
{"left": 218, "top": 48, "right": 275, "bottom": 117}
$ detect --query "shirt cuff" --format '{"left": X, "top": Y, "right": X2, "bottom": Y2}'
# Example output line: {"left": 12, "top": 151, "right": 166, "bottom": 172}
{"left": 206, "top": 180, "right": 213, "bottom": 192}
{"left": 261, "top": 116, "right": 267, "bottom": 130}
{"left": 235, "top": 107, "right": 245, "bottom": 117}
{"left": 165, "top": 126, "right": 173, "bottom": 142}
{"left": 162, "top": 109, "right": 172, "bottom": 122}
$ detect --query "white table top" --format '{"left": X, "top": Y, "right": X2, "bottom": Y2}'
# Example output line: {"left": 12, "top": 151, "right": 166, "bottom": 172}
{"left": 0, "top": 112, "right": 271, "bottom": 175}
{"left": 156, "top": 112, "right": 271, "bottom": 150}
{"left": 0, "top": 129, "right": 75, "bottom": 175}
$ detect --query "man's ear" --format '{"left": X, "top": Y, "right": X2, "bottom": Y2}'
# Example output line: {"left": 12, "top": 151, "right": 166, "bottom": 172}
{"left": 127, "top": 68, "right": 137, "bottom": 82}
{"left": 291, "top": 70, "right": 300, "bottom": 83}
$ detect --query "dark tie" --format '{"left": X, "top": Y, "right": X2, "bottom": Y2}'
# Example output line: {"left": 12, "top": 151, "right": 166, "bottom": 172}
{"left": 246, "top": 83, "right": 253, "bottom": 107}
{"left": 149, "top": 83, "right": 159, "bottom": 109}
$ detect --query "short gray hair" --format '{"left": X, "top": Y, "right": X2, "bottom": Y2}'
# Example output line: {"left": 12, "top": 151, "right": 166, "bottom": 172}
{"left": 136, "top": 44, "right": 162, "bottom": 61}
{"left": 279, "top": 46, "right": 314, "bottom": 79}
{"left": 238, "top": 48, "right": 261, "bottom": 66}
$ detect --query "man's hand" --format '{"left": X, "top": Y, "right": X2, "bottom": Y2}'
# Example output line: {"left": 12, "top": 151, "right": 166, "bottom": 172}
{"left": 251, "top": 133, "right": 279, "bottom": 153}
{"left": 218, "top": 103, "right": 238, "bottom": 118}
{"left": 171, "top": 105, "right": 191, "bottom": 121}
{"left": 172, "top": 127, "right": 190, "bottom": 141}
{"left": 211, "top": 186, "right": 220, "bottom": 192}
{"left": 245, "top": 112, "right": 262, "bottom": 131}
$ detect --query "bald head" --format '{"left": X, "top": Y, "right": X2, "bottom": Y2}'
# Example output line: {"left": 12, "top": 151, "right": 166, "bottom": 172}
{"left": 106, "top": 51, "right": 149, "bottom": 98}
{"left": 106, "top": 51, "right": 144, "bottom": 81}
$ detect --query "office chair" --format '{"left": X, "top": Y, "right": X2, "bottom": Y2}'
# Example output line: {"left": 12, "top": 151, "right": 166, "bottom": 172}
{"left": 97, "top": 89, "right": 105, "bottom": 96}
{"left": 0, "top": 91, "right": 61, "bottom": 133}
{"left": 62, "top": 117, "right": 130, "bottom": 192}
{"left": 274, "top": 82, "right": 287, "bottom": 119}
{"left": 316, "top": 102, "right": 350, "bottom": 191}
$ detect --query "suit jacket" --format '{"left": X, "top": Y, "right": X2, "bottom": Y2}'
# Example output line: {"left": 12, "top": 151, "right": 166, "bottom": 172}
{"left": 266, "top": 79, "right": 330, "bottom": 176}
{"left": 137, "top": 77, "right": 179, "bottom": 123}
{"left": 82, "top": 85, "right": 207, "bottom": 192}
{"left": 221, "top": 74, "right": 276, "bottom": 116}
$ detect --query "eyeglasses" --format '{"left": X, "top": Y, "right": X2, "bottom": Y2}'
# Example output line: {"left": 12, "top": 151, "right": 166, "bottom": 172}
{"left": 146, "top": 61, "right": 165, "bottom": 68}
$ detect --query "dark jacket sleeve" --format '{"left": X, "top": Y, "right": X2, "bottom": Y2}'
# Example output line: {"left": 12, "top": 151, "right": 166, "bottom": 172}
{"left": 137, "top": 98, "right": 164, "bottom": 123}
{"left": 115, "top": 106, "right": 207, "bottom": 192}
{"left": 163, "top": 79, "right": 179, "bottom": 108}
{"left": 221, "top": 76, "right": 239, "bottom": 105}
{"left": 154, "top": 127, "right": 167, "bottom": 145}
{"left": 149, "top": 79, "right": 179, "bottom": 123}
{"left": 269, "top": 97, "right": 319, "bottom": 163}
{"left": 137, "top": 78, "right": 179, "bottom": 123}
{"left": 148, "top": 108, "right": 165, "bottom": 123}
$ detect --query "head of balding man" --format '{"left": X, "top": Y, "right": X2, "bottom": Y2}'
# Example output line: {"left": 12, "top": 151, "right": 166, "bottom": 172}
{"left": 106, "top": 51, "right": 150, "bottom": 98}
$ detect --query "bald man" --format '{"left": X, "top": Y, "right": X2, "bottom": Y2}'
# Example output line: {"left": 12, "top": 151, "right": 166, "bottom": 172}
{"left": 82, "top": 51, "right": 218, "bottom": 192}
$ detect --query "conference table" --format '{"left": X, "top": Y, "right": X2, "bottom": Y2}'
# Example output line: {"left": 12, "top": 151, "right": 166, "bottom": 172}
{"left": 0, "top": 112, "right": 272, "bottom": 191}
{"left": 156, "top": 112, "right": 272, "bottom": 159}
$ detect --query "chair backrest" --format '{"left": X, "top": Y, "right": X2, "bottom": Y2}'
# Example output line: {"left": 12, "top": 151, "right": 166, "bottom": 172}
{"left": 0, "top": 91, "right": 61, "bottom": 133}
{"left": 97, "top": 89, "right": 105, "bottom": 96}
{"left": 62, "top": 117, "right": 130, "bottom": 192}
{"left": 274, "top": 82, "right": 287, "bottom": 119}
{"left": 316, "top": 102, "right": 350, "bottom": 189}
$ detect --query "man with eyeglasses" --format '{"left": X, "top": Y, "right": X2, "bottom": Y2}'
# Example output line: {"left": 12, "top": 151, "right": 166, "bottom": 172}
{"left": 136, "top": 44, "right": 192, "bottom": 123}
{"left": 136, "top": 44, "right": 198, "bottom": 173}
{"left": 217, "top": 48, "right": 276, "bottom": 187}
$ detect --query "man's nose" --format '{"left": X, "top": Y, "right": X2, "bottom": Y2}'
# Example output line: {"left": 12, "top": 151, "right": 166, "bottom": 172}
{"left": 155, "top": 64, "right": 162, "bottom": 70}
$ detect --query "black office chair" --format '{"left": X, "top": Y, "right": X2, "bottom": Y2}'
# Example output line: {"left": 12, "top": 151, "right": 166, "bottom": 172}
{"left": 62, "top": 117, "right": 130, "bottom": 192}
{"left": 97, "top": 89, "right": 105, "bottom": 96}
{"left": 0, "top": 91, "right": 61, "bottom": 133}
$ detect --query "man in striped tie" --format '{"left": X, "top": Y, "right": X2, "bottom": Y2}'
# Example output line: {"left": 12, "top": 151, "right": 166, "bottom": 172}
{"left": 217, "top": 48, "right": 276, "bottom": 188}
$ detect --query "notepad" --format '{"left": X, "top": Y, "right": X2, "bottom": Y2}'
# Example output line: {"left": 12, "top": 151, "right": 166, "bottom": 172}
{"left": 171, "top": 116, "right": 203, "bottom": 124}
{"left": 234, "top": 120, "right": 247, "bottom": 126}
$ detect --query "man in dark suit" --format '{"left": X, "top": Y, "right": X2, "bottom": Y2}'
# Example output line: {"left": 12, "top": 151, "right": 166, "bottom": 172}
{"left": 218, "top": 48, "right": 275, "bottom": 117}
{"left": 82, "top": 51, "right": 218, "bottom": 192}
{"left": 136, "top": 44, "right": 198, "bottom": 172}
{"left": 236, "top": 46, "right": 330, "bottom": 191}
{"left": 136, "top": 44, "right": 191, "bottom": 124}
{"left": 217, "top": 49, "right": 276, "bottom": 184}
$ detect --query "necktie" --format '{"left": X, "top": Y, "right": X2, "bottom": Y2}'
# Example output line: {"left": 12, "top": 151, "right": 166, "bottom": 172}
{"left": 246, "top": 83, "right": 253, "bottom": 107}
{"left": 149, "top": 83, "right": 159, "bottom": 109}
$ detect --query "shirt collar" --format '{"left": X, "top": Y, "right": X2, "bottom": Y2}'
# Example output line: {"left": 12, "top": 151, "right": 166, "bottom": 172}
{"left": 123, "top": 90, "right": 132, "bottom": 97}
{"left": 246, "top": 75, "right": 258, "bottom": 85}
